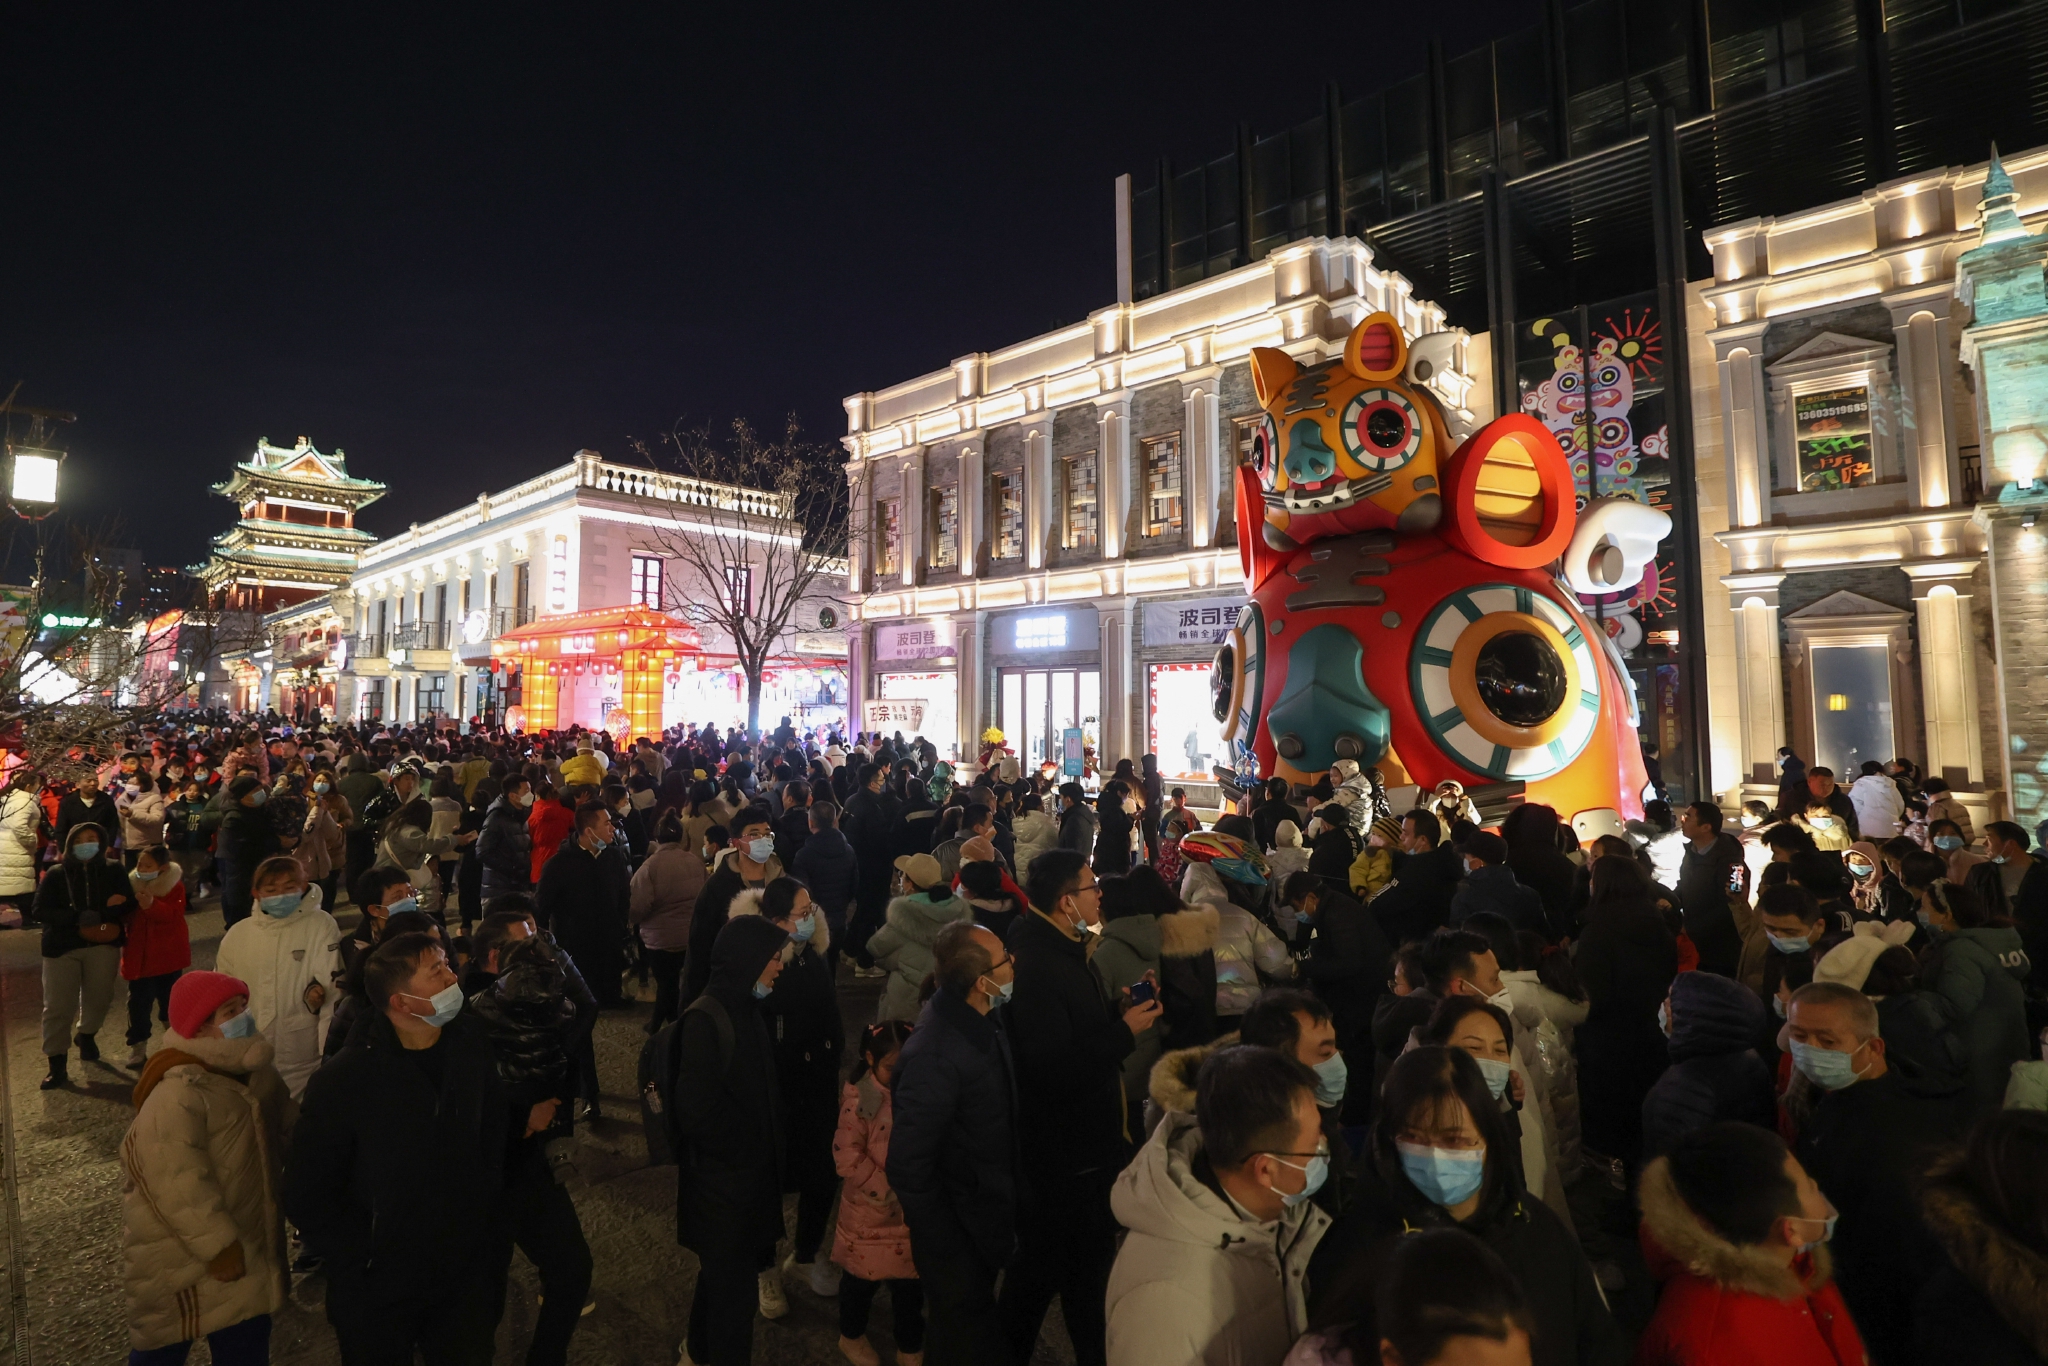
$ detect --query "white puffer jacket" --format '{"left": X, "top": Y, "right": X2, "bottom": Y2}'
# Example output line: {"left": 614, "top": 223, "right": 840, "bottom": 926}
{"left": 118, "top": 789, "right": 168, "bottom": 851}
{"left": 120, "top": 1030, "right": 293, "bottom": 1350}
{"left": 213, "top": 890, "right": 339, "bottom": 1098}
{"left": 0, "top": 787, "right": 38, "bottom": 897}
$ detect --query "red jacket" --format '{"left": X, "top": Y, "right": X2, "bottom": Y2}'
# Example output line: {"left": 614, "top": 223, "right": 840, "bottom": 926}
{"left": 528, "top": 799, "right": 575, "bottom": 885}
{"left": 120, "top": 875, "right": 190, "bottom": 981}
{"left": 1634, "top": 1157, "right": 1869, "bottom": 1366}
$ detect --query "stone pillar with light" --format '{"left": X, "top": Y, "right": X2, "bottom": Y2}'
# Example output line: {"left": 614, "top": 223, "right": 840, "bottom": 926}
{"left": 1960, "top": 147, "right": 2048, "bottom": 829}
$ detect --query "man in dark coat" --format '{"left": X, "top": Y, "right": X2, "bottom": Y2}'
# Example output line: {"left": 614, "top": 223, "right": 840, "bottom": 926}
{"left": 673, "top": 914, "right": 789, "bottom": 1366}
{"left": 841, "top": 764, "right": 898, "bottom": 966}
{"left": 1280, "top": 872, "right": 1391, "bottom": 1067}
{"left": 215, "top": 775, "right": 282, "bottom": 928}
{"left": 771, "top": 779, "right": 812, "bottom": 867}
{"left": 1790, "top": 981, "right": 1965, "bottom": 1366}
{"left": 681, "top": 808, "right": 778, "bottom": 1006}
{"left": 1371, "top": 809, "right": 1463, "bottom": 948}
{"left": 53, "top": 782, "right": 118, "bottom": 851}
{"left": 285, "top": 931, "right": 512, "bottom": 1364}
{"left": 534, "top": 801, "right": 630, "bottom": 1009}
{"left": 1447, "top": 830, "right": 1547, "bottom": 934}
{"left": 476, "top": 775, "right": 534, "bottom": 903}
{"left": 1675, "top": 801, "right": 1746, "bottom": 975}
{"left": 888, "top": 921, "right": 1020, "bottom": 1366}
{"left": 1967, "top": 820, "right": 2048, "bottom": 970}
{"left": 1639, "top": 968, "right": 1774, "bottom": 1159}
{"left": 790, "top": 803, "right": 858, "bottom": 953}
{"left": 1000, "top": 850, "right": 1160, "bottom": 1366}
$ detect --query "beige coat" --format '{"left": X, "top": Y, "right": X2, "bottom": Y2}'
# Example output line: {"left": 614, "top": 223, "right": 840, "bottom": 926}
{"left": 120, "top": 1030, "right": 294, "bottom": 1350}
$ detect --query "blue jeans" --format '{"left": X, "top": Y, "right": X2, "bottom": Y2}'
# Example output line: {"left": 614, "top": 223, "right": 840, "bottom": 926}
{"left": 129, "top": 1312, "right": 270, "bottom": 1365}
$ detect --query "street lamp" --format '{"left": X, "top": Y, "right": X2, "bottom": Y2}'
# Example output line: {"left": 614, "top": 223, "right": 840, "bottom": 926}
{"left": 8, "top": 450, "right": 59, "bottom": 510}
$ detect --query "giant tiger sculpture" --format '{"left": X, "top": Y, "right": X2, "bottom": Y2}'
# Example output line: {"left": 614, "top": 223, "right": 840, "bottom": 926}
{"left": 1211, "top": 311, "right": 1670, "bottom": 830}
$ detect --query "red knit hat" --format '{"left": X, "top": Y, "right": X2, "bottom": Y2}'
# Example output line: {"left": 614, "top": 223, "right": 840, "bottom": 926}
{"left": 169, "top": 971, "right": 251, "bottom": 1038}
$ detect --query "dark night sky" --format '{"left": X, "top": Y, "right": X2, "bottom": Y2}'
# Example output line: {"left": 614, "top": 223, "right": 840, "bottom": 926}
{"left": 4, "top": 3, "right": 1535, "bottom": 567}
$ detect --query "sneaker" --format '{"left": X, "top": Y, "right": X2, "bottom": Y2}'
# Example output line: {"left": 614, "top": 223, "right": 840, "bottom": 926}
{"left": 808, "top": 1259, "right": 843, "bottom": 1297}
{"left": 38, "top": 1058, "right": 65, "bottom": 1090}
{"left": 75, "top": 1033, "right": 99, "bottom": 1063}
{"left": 839, "top": 1336, "right": 881, "bottom": 1366}
{"left": 757, "top": 1267, "right": 788, "bottom": 1320}
{"left": 124, "top": 1043, "right": 148, "bottom": 1068}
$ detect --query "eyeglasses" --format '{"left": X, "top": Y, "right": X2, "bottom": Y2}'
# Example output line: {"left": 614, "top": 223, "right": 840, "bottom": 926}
{"left": 986, "top": 954, "right": 1014, "bottom": 973}
{"left": 1263, "top": 1144, "right": 1333, "bottom": 1161}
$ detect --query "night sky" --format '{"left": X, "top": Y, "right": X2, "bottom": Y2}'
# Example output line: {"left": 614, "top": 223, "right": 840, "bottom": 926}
{"left": 5, "top": 4, "right": 1534, "bottom": 568}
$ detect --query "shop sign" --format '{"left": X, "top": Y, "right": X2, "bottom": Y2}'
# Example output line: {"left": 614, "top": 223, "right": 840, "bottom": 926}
{"left": 1794, "top": 387, "right": 1875, "bottom": 491}
{"left": 791, "top": 631, "right": 847, "bottom": 657}
{"left": 992, "top": 605, "right": 1097, "bottom": 657}
{"left": 1062, "top": 727, "right": 1085, "bottom": 777}
{"left": 865, "top": 698, "right": 926, "bottom": 730}
{"left": 1142, "top": 596, "right": 1242, "bottom": 647}
{"left": 874, "top": 619, "right": 956, "bottom": 661}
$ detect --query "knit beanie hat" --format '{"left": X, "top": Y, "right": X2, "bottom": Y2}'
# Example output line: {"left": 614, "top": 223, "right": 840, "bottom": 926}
{"left": 1369, "top": 816, "right": 1404, "bottom": 847}
{"left": 169, "top": 971, "right": 251, "bottom": 1038}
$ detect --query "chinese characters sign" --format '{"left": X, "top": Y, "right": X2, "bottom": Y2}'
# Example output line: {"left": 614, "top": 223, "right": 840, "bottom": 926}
{"left": 864, "top": 699, "right": 926, "bottom": 731}
{"left": 873, "top": 620, "right": 956, "bottom": 662}
{"left": 1142, "top": 596, "right": 1241, "bottom": 647}
{"left": 1794, "top": 387, "right": 1875, "bottom": 492}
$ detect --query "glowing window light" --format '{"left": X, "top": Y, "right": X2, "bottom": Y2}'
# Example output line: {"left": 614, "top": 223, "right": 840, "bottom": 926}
{"left": 1015, "top": 614, "right": 1067, "bottom": 649}
{"left": 1827, "top": 693, "right": 1849, "bottom": 712}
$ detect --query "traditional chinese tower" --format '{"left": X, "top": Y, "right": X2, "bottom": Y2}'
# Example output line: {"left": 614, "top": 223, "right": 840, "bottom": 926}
{"left": 194, "top": 436, "right": 386, "bottom": 612}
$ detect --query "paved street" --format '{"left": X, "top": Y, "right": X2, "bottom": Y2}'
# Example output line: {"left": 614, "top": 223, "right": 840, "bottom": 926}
{"left": 0, "top": 897, "right": 1077, "bottom": 1365}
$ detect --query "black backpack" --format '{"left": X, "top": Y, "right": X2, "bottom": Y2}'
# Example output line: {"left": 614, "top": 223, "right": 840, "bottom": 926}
{"left": 637, "top": 994, "right": 732, "bottom": 1166}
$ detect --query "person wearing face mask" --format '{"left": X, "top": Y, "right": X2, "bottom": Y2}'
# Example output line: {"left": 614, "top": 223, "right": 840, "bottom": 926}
{"left": 36, "top": 821, "right": 131, "bottom": 1089}
{"left": 867, "top": 852, "right": 972, "bottom": 1023}
{"left": 1788, "top": 982, "right": 1964, "bottom": 1362}
{"left": 120, "top": 972, "right": 293, "bottom": 1366}
{"left": 1849, "top": 759, "right": 1906, "bottom": 841}
{"left": 1447, "top": 831, "right": 1547, "bottom": 935}
{"left": 478, "top": 774, "right": 537, "bottom": 904}
{"left": 535, "top": 801, "right": 632, "bottom": 1011}
{"left": 1965, "top": 821, "right": 2048, "bottom": 971}
{"left": 53, "top": 776, "right": 119, "bottom": 853}
{"left": 682, "top": 807, "right": 785, "bottom": 1008}
{"left": 1414, "top": 991, "right": 1573, "bottom": 1228}
{"left": 1281, "top": 872, "right": 1392, "bottom": 1089}
{"left": 729, "top": 877, "right": 845, "bottom": 1309}
{"left": 1910, "top": 876, "right": 2031, "bottom": 1116}
{"left": 1639, "top": 970, "right": 1773, "bottom": 1161}
{"left": 214, "top": 856, "right": 339, "bottom": 1100}
{"left": 1634, "top": 1121, "right": 1868, "bottom": 1365}
{"left": 301, "top": 769, "right": 349, "bottom": 912}
{"left": 119, "top": 843, "right": 192, "bottom": 1068}
{"left": 215, "top": 775, "right": 283, "bottom": 929}
{"left": 1795, "top": 797, "right": 1856, "bottom": 852}
{"left": 669, "top": 913, "right": 790, "bottom": 1366}
{"left": 1307, "top": 1046, "right": 1624, "bottom": 1366}
{"left": 285, "top": 931, "right": 512, "bottom": 1365}
{"left": 1226, "top": 990, "right": 1355, "bottom": 1207}
{"left": 115, "top": 773, "right": 168, "bottom": 869}
{"left": 1105, "top": 1045, "right": 1331, "bottom": 1366}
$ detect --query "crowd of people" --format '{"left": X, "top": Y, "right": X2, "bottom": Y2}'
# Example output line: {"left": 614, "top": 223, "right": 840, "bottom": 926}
{"left": 22, "top": 711, "right": 2048, "bottom": 1365}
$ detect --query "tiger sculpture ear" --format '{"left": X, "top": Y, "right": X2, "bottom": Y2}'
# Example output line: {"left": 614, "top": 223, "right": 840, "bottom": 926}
{"left": 1249, "top": 347, "right": 1299, "bottom": 408}
{"left": 1342, "top": 312, "right": 1408, "bottom": 382}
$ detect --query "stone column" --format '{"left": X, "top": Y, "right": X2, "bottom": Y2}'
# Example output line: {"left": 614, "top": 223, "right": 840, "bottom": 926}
{"left": 1100, "top": 603, "right": 1129, "bottom": 763}
{"left": 843, "top": 464, "right": 869, "bottom": 593}
{"left": 1714, "top": 322, "right": 1773, "bottom": 528}
{"left": 957, "top": 442, "right": 982, "bottom": 579}
{"left": 900, "top": 447, "right": 924, "bottom": 589}
{"left": 1099, "top": 399, "right": 1132, "bottom": 559}
{"left": 1723, "top": 572, "right": 1787, "bottom": 783}
{"left": 1181, "top": 378, "right": 1221, "bottom": 549}
{"left": 1907, "top": 561, "right": 1987, "bottom": 787}
{"left": 1888, "top": 285, "right": 1964, "bottom": 509}
{"left": 1022, "top": 417, "right": 1053, "bottom": 570}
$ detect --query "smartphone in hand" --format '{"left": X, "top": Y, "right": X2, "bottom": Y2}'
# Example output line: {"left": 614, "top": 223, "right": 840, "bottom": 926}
{"left": 1128, "top": 979, "right": 1157, "bottom": 1006}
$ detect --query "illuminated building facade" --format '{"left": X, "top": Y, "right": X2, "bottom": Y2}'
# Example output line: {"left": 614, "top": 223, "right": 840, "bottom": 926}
{"left": 194, "top": 437, "right": 385, "bottom": 612}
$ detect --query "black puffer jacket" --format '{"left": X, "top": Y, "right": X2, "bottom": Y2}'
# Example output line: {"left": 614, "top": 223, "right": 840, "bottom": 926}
{"left": 476, "top": 795, "right": 532, "bottom": 900}
{"left": 1639, "top": 968, "right": 1773, "bottom": 1159}
{"left": 35, "top": 840, "right": 128, "bottom": 958}
{"left": 466, "top": 937, "right": 577, "bottom": 1105}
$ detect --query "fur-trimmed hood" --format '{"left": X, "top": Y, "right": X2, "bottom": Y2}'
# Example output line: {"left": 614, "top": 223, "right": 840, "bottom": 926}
{"left": 1157, "top": 905, "right": 1220, "bottom": 958}
{"left": 727, "top": 885, "right": 833, "bottom": 958}
{"left": 1147, "top": 1033, "right": 1238, "bottom": 1116}
{"left": 133, "top": 1029, "right": 278, "bottom": 1110}
{"left": 1638, "top": 1155, "right": 1832, "bottom": 1299}
{"left": 1920, "top": 1148, "right": 2048, "bottom": 1358}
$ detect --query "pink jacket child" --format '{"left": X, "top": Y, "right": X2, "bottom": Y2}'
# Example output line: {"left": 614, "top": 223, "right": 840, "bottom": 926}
{"left": 831, "top": 1020, "right": 924, "bottom": 1366}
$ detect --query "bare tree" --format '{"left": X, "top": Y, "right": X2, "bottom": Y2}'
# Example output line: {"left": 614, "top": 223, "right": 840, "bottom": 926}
{"left": 631, "top": 416, "right": 857, "bottom": 740}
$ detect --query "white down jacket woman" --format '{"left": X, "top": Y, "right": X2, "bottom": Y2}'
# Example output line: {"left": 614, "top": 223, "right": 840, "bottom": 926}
{"left": 0, "top": 786, "right": 38, "bottom": 898}
{"left": 120, "top": 1029, "right": 293, "bottom": 1351}
{"left": 1181, "top": 862, "right": 1294, "bottom": 1017}
{"left": 212, "top": 889, "right": 339, "bottom": 1098}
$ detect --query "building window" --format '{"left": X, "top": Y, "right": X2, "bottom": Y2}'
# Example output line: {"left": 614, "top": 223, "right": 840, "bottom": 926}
{"left": 548, "top": 535, "right": 569, "bottom": 613}
{"left": 418, "top": 674, "right": 447, "bottom": 718}
{"left": 459, "top": 577, "right": 472, "bottom": 615}
{"left": 361, "top": 679, "right": 384, "bottom": 722}
{"left": 930, "top": 486, "right": 959, "bottom": 570}
{"left": 992, "top": 473, "right": 1023, "bottom": 560}
{"left": 724, "top": 565, "right": 753, "bottom": 615}
{"left": 513, "top": 562, "right": 530, "bottom": 618}
{"left": 877, "top": 498, "right": 902, "bottom": 577}
{"left": 630, "top": 554, "right": 664, "bottom": 608}
{"left": 1063, "top": 454, "right": 1099, "bottom": 551}
{"left": 1233, "top": 416, "right": 1261, "bottom": 466}
{"left": 1792, "top": 386, "right": 1875, "bottom": 492}
{"left": 1143, "top": 434, "right": 1184, "bottom": 537}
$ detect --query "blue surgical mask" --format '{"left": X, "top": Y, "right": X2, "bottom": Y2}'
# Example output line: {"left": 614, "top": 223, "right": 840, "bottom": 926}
{"left": 1475, "top": 1057, "right": 1513, "bottom": 1099}
{"left": 1790, "top": 1039, "right": 1868, "bottom": 1091}
{"left": 982, "top": 975, "right": 1015, "bottom": 1005}
{"left": 752, "top": 978, "right": 774, "bottom": 1000}
{"left": 746, "top": 837, "right": 775, "bottom": 863}
{"left": 71, "top": 842, "right": 99, "bottom": 861}
{"left": 1311, "top": 1053, "right": 1348, "bottom": 1108}
{"left": 219, "top": 1011, "right": 257, "bottom": 1040}
{"left": 1808, "top": 816, "right": 1833, "bottom": 829}
{"left": 248, "top": 789, "right": 268, "bottom": 806}
{"left": 1934, "top": 835, "right": 1963, "bottom": 851}
{"left": 259, "top": 892, "right": 300, "bottom": 918}
{"left": 1992, "top": 855, "right": 2008, "bottom": 865}
{"left": 403, "top": 981, "right": 465, "bottom": 1028}
{"left": 1769, "top": 933, "right": 1811, "bottom": 955}
{"left": 1267, "top": 1151, "right": 1330, "bottom": 1209}
{"left": 385, "top": 897, "right": 417, "bottom": 918}
{"left": 792, "top": 913, "right": 816, "bottom": 943}
{"left": 1788, "top": 1209, "right": 1839, "bottom": 1253}
{"left": 1396, "top": 1139, "right": 1487, "bottom": 1207}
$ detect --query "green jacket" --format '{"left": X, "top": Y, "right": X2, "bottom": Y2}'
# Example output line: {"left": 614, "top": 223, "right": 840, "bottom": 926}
{"left": 1920, "top": 924, "right": 2032, "bottom": 1113}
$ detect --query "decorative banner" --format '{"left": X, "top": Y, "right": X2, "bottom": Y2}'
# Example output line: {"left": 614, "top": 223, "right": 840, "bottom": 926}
{"left": 1794, "top": 387, "right": 1875, "bottom": 491}
{"left": 1062, "top": 727, "right": 1085, "bottom": 777}
{"left": 874, "top": 619, "right": 956, "bottom": 662}
{"left": 1143, "top": 595, "right": 1243, "bottom": 647}
{"left": 865, "top": 698, "right": 927, "bottom": 731}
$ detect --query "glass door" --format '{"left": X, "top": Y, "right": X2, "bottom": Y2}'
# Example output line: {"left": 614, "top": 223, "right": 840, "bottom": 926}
{"left": 1001, "top": 668, "right": 1105, "bottom": 773}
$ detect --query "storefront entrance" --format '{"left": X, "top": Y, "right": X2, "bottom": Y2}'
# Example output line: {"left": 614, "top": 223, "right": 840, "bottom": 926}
{"left": 999, "top": 668, "right": 1100, "bottom": 771}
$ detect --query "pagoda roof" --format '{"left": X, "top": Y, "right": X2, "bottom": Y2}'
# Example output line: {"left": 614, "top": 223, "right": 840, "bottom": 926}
{"left": 212, "top": 437, "right": 386, "bottom": 506}
{"left": 212, "top": 519, "right": 378, "bottom": 549}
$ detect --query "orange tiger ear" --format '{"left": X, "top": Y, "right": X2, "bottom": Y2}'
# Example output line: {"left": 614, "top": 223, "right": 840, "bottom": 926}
{"left": 1249, "top": 347, "right": 1299, "bottom": 408}
{"left": 1343, "top": 312, "right": 1407, "bottom": 382}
